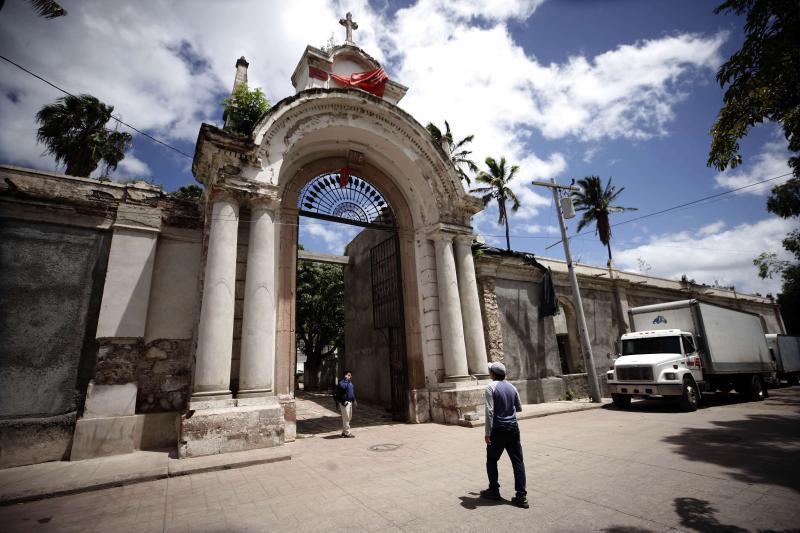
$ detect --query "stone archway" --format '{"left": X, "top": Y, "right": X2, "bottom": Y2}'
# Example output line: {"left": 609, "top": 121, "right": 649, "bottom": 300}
{"left": 555, "top": 297, "right": 583, "bottom": 374}
{"left": 185, "top": 42, "right": 491, "bottom": 456}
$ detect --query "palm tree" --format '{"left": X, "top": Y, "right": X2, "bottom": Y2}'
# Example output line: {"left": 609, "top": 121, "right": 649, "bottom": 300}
{"left": 36, "top": 94, "right": 132, "bottom": 178}
{"left": 0, "top": 0, "right": 67, "bottom": 18}
{"left": 470, "top": 156, "right": 521, "bottom": 251}
{"left": 571, "top": 175, "right": 638, "bottom": 265}
{"left": 426, "top": 121, "right": 478, "bottom": 185}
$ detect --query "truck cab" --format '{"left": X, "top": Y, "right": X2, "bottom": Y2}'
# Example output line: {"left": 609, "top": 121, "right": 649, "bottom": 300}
{"left": 607, "top": 329, "right": 702, "bottom": 411}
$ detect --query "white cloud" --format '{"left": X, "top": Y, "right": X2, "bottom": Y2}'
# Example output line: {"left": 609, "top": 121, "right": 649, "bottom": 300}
{"left": 300, "top": 220, "right": 360, "bottom": 255}
{"left": 698, "top": 219, "right": 725, "bottom": 236}
{"left": 435, "top": 0, "right": 547, "bottom": 21}
{"left": 615, "top": 217, "right": 794, "bottom": 294}
{"left": 714, "top": 138, "right": 792, "bottom": 195}
{"left": 113, "top": 152, "right": 152, "bottom": 180}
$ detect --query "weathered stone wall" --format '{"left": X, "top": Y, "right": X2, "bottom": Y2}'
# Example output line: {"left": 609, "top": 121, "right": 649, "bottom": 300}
{"left": 477, "top": 276, "right": 504, "bottom": 362}
{"left": 0, "top": 219, "right": 110, "bottom": 467}
{"left": 343, "top": 227, "right": 394, "bottom": 408}
{"left": 494, "top": 278, "right": 562, "bottom": 381}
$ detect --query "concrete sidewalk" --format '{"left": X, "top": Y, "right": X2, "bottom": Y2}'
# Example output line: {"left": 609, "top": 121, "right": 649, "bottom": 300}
{"left": 458, "top": 398, "right": 610, "bottom": 427}
{"left": 0, "top": 398, "right": 603, "bottom": 506}
{"left": 0, "top": 447, "right": 290, "bottom": 505}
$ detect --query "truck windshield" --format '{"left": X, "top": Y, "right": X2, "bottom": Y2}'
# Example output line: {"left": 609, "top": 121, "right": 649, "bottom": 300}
{"left": 622, "top": 336, "right": 681, "bottom": 356}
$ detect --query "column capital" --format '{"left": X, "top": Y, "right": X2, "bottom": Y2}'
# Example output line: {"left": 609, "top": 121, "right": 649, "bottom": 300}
{"left": 453, "top": 234, "right": 476, "bottom": 246}
{"left": 248, "top": 195, "right": 280, "bottom": 211}
{"left": 208, "top": 186, "right": 241, "bottom": 205}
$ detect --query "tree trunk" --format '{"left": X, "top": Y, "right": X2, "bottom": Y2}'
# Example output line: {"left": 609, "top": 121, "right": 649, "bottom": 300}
{"left": 501, "top": 202, "right": 511, "bottom": 251}
{"left": 606, "top": 242, "right": 613, "bottom": 266}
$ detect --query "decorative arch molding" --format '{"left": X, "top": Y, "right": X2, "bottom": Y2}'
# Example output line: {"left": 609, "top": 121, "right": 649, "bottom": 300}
{"left": 251, "top": 89, "right": 483, "bottom": 225}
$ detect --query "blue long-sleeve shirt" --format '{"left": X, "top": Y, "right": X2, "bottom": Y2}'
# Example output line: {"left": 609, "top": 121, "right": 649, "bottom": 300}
{"left": 485, "top": 380, "right": 522, "bottom": 436}
{"left": 338, "top": 378, "right": 355, "bottom": 402}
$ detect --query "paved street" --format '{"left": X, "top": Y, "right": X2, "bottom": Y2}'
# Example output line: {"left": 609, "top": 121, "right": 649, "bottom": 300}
{"left": 1, "top": 387, "right": 798, "bottom": 532}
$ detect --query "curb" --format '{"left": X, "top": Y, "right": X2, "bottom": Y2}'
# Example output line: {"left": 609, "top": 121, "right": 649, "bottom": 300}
{"left": 457, "top": 402, "right": 607, "bottom": 428}
{"left": 0, "top": 449, "right": 291, "bottom": 506}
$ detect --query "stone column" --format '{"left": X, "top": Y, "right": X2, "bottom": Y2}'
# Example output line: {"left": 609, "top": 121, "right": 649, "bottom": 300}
{"left": 431, "top": 233, "right": 470, "bottom": 381}
{"left": 238, "top": 198, "right": 278, "bottom": 400}
{"left": 454, "top": 235, "right": 489, "bottom": 377}
{"left": 192, "top": 193, "right": 240, "bottom": 404}
{"left": 71, "top": 203, "right": 161, "bottom": 461}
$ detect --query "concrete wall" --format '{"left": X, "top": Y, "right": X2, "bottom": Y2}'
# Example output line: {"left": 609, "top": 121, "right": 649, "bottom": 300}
{"left": 0, "top": 219, "right": 110, "bottom": 467}
{"left": 343, "top": 227, "right": 394, "bottom": 407}
{"left": 496, "top": 279, "right": 548, "bottom": 381}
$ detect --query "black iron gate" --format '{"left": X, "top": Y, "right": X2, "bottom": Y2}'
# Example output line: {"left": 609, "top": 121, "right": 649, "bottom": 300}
{"left": 370, "top": 235, "right": 408, "bottom": 421}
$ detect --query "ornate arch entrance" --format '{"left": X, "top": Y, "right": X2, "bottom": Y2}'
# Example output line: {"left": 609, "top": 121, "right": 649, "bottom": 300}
{"left": 184, "top": 31, "right": 490, "bottom": 457}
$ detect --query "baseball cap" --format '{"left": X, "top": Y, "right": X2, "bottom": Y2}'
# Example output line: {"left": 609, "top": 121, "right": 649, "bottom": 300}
{"left": 488, "top": 362, "right": 506, "bottom": 377}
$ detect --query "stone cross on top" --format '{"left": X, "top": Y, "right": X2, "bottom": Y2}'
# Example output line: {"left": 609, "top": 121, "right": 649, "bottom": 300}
{"left": 339, "top": 12, "right": 358, "bottom": 45}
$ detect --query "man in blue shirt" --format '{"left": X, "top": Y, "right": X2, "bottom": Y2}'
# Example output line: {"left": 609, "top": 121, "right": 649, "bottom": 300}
{"left": 481, "top": 362, "right": 528, "bottom": 508}
{"left": 337, "top": 370, "right": 356, "bottom": 438}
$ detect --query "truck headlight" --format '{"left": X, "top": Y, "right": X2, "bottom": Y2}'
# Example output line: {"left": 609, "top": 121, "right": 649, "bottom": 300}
{"left": 664, "top": 372, "right": 677, "bottom": 380}
{"left": 606, "top": 371, "right": 614, "bottom": 380}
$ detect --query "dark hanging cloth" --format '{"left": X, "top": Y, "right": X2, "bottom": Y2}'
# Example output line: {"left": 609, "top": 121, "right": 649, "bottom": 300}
{"left": 540, "top": 267, "right": 558, "bottom": 317}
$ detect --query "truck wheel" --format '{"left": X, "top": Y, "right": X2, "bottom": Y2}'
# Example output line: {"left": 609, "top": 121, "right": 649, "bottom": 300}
{"left": 747, "top": 375, "right": 765, "bottom": 402}
{"left": 788, "top": 374, "right": 800, "bottom": 387}
{"left": 611, "top": 394, "right": 631, "bottom": 409}
{"left": 679, "top": 377, "right": 699, "bottom": 412}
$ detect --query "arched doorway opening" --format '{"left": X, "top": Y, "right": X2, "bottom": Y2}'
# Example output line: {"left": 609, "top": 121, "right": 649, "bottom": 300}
{"left": 276, "top": 156, "right": 424, "bottom": 434}
{"left": 554, "top": 298, "right": 583, "bottom": 374}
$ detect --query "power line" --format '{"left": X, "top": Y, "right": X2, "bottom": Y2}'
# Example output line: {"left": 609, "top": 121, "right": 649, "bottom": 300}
{"left": 0, "top": 54, "right": 194, "bottom": 160}
{"left": 543, "top": 171, "right": 794, "bottom": 250}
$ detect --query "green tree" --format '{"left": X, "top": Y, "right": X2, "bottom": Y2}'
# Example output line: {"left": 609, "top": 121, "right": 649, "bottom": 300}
{"left": 571, "top": 176, "right": 637, "bottom": 264}
{"left": 426, "top": 121, "right": 478, "bottom": 185}
{"left": 296, "top": 258, "right": 344, "bottom": 389}
{"left": 470, "top": 156, "right": 521, "bottom": 251}
{"left": 707, "top": 0, "right": 799, "bottom": 180}
{"left": 222, "top": 83, "right": 270, "bottom": 135}
{"left": 0, "top": 0, "right": 67, "bottom": 18}
{"left": 35, "top": 94, "right": 132, "bottom": 178}
{"left": 171, "top": 184, "right": 203, "bottom": 200}
{"left": 754, "top": 177, "right": 800, "bottom": 333}
{"left": 708, "top": 0, "right": 799, "bottom": 331}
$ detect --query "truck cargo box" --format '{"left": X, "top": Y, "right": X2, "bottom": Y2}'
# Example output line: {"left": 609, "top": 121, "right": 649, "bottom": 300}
{"left": 629, "top": 300, "right": 772, "bottom": 375}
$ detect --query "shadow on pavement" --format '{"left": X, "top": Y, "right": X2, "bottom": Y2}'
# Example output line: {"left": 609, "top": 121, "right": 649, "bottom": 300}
{"left": 602, "top": 497, "right": 800, "bottom": 533}
{"left": 662, "top": 414, "right": 800, "bottom": 492}
{"left": 674, "top": 497, "right": 748, "bottom": 532}
{"left": 458, "top": 492, "right": 506, "bottom": 510}
{"left": 295, "top": 390, "right": 397, "bottom": 436}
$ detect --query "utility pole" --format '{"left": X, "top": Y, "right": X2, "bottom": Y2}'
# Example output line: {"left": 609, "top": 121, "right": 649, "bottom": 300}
{"left": 531, "top": 178, "right": 602, "bottom": 403}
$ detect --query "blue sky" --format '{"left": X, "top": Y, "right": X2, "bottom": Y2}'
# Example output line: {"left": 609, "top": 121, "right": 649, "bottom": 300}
{"left": 0, "top": 0, "right": 792, "bottom": 294}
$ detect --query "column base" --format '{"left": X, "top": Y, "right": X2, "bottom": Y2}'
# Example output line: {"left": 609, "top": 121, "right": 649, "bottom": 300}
{"left": 189, "top": 394, "right": 236, "bottom": 410}
{"left": 179, "top": 398, "right": 285, "bottom": 458}
{"left": 429, "top": 384, "right": 486, "bottom": 426}
{"left": 445, "top": 374, "right": 473, "bottom": 382}
{"left": 471, "top": 373, "right": 490, "bottom": 380}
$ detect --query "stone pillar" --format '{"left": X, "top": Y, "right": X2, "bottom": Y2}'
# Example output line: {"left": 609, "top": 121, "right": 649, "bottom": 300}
{"left": 431, "top": 233, "right": 470, "bottom": 381}
{"left": 238, "top": 198, "right": 278, "bottom": 400}
{"left": 454, "top": 235, "right": 489, "bottom": 377}
{"left": 192, "top": 193, "right": 239, "bottom": 405}
{"left": 71, "top": 204, "right": 161, "bottom": 461}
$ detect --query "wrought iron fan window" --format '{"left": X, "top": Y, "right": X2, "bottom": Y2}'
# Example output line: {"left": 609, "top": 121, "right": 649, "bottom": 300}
{"left": 298, "top": 172, "right": 396, "bottom": 228}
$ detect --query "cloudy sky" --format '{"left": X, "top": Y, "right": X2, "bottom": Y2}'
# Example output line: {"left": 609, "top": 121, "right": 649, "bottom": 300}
{"left": 0, "top": 0, "right": 793, "bottom": 294}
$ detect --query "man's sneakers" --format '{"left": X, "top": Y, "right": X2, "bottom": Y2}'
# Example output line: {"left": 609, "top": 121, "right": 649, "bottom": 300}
{"left": 341, "top": 433, "right": 355, "bottom": 438}
{"left": 511, "top": 494, "right": 529, "bottom": 509}
{"left": 479, "top": 488, "right": 501, "bottom": 501}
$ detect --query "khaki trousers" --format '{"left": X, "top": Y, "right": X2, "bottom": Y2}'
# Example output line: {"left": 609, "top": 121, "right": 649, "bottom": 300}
{"left": 339, "top": 402, "right": 353, "bottom": 435}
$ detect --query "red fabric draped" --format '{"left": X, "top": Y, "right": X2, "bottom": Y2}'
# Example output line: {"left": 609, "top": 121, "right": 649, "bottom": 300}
{"left": 331, "top": 67, "right": 389, "bottom": 97}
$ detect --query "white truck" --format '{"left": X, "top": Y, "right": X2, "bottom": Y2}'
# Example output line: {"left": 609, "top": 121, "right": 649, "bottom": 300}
{"left": 765, "top": 334, "right": 800, "bottom": 386}
{"left": 607, "top": 300, "right": 774, "bottom": 411}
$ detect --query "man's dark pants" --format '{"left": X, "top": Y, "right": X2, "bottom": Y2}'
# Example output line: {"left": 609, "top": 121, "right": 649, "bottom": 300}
{"left": 486, "top": 424, "right": 526, "bottom": 495}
